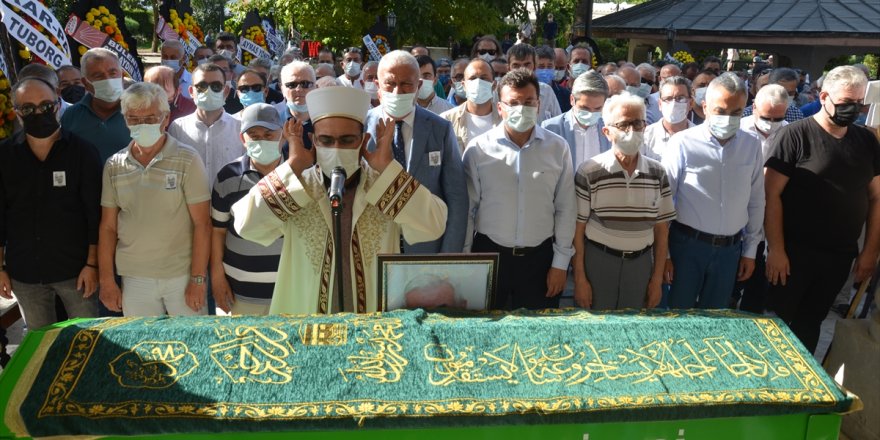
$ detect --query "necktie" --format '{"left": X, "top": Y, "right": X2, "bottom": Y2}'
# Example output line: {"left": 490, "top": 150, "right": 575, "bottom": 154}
{"left": 392, "top": 120, "right": 406, "bottom": 168}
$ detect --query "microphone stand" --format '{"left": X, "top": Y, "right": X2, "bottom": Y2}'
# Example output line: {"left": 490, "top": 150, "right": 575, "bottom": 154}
{"left": 329, "top": 169, "right": 346, "bottom": 314}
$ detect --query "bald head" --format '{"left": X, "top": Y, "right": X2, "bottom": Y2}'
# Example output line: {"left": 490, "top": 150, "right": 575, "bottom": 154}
{"left": 659, "top": 64, "right": 681, "bottom": 82}
{"left": 616, "top": 66, "right": 640, "bottom": 88}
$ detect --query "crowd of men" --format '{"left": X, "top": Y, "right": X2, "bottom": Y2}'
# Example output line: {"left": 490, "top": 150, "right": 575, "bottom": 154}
{"left": 0, "top": 32, "right": 877, "bottom": 355}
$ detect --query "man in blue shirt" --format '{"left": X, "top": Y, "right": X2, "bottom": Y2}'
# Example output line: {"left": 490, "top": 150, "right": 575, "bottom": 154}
{"left": 662, "top": 73, "right": 765, "bottom": 309}
{"left": 60, "top": 48, "right": 130, "bottom": 164}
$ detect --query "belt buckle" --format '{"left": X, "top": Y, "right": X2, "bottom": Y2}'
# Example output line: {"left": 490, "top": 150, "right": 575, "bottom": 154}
{"left": 512, "top": 247, "right": 528, "bottom": 256}
{"left": 711, "top": 236, "right": 726, "bottom": 247}
{"left": 620, "top": 250, "right": 634, "bottom": 259}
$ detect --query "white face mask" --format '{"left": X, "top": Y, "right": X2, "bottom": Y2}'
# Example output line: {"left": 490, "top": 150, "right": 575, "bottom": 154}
{"left": 479, "top": 53, "right": 494, "bottom": 63}
{"left": 612, "top": 129, "right": 643, "bottom": 156}
{"left": 381, "top": 91, "right": 416, "bottom": 119}
{"left": 91, "top": 77, "right": 124, "bottom": 102}
{"left": 245, "top": 139, "right": 282, "bottom": 165}
{"left": 195, "top": 89, "right": 225, "bottom": 111}
{"left": 570, "top": 63, "right": 589, "bottom": 79}
{"left": 661, "top": 100, "right": 690, "bottom": 124}
{"left": 315, "top": 145, "right": 361, "bottom": 178}
{"left": 574, "top": 109, "right": 601, "bottom": 127}
{"left": 554, "top": 69, "right": 566, "bottom": 82}
{"left": 363, "top": 81, "right": 379, "bottom": 99}
{"left": 465, "top": 78, "right": 494, "bottom": 105}
{"left": 344, "top": 61, "right": 361, "bottom": 77}
{"left": 755, "top": 117, "right": 783, "bottom": 135}
{"left": 694, "top": 87, "right": 708, "bottom": 106}
{"left": 129, "top": 123, "right": 164, "bottom": 148}
{"left": 417, "top": 79, "right": 434, "bottom": 100}
{"left": 503, "top": 104, "right": 538, "bottom": 133}
{"left": 453, "top": 81, "right": 467, "bottom": 98}
{"left": 707, "top": 114, "right": 741, "bottom": 140}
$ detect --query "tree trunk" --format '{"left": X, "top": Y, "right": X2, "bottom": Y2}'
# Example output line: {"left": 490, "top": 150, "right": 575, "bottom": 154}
{"left": 151, "top": 0, "right": 159, "bottom": 52}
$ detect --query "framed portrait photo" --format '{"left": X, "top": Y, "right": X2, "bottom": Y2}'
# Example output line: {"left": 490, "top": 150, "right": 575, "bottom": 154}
{"left": 377, "top": 253, "right": 500, "bottom": 312}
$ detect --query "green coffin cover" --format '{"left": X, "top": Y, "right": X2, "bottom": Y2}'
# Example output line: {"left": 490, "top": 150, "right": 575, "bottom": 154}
{"left": 11, "top": 309, "right": 853, "bottom": 436}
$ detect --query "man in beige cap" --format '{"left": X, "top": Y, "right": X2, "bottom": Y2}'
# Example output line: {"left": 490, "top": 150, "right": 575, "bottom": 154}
{"left": 232, "top": 87, "right": 448, "bottom": 314}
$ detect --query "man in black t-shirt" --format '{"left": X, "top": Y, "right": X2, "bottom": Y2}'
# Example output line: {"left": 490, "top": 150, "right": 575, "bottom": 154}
{"left": 764, "top": 65, "right": 880, "bottom": 353}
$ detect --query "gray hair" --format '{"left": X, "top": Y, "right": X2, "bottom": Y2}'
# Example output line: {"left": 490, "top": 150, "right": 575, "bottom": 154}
{"left": 708, "top": 72, "right": 747, "bottom": 97}
{"left": 659, "top": 76, "right": 693, "bottom": 98}
{"left": 315, "top": 76, "right": 340, "bottom": 88}
{"left": 160, "top": 40, "right": 185, "bottom": 59}
{"left": 80, "top": 48, "right": 119, "bottom": 78}
{"left": 602, "top": 93, "right": 646, "bottom": 125}
{"left": 754, "top": 84, "right": 789, "bottom": 108}
{"left": 315, "top": 63, "right": 336, "bottom": 77}
{"left": 248, "top": 57, "right": 273, "bottom": 71}
{"left": 280, "top": 60, "right": 315, "bottom": 82}
{"left": 121, "top": 82, "right": 169, "bottom": 115}
{"left": 378, "top": 50, "right": 419, "bottom": 77}
{"left": 823, "top": 65, "right": 868, "bottom": 95}
{"left": 636, "top": 63, "right": 656, "bottom": 81}
{"left": 572, "top": 71, "right": 608, "bottom": 98}
{"left": 605, "top": 74, "right": 626, "bottom": 90}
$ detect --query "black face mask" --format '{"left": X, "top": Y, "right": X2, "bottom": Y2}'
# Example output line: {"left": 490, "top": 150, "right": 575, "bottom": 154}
{"left": 60, "top": 85, "right": 86, "bottom": 104}
{"left": 824, "top": 99, "right": 861, "bottom": 127}
{"left": 22, "top": 110, "right": 60, "bottom": 138}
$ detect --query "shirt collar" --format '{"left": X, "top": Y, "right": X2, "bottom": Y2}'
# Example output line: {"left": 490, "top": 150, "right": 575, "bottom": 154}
{"left": 601, "top": 149, "right": 648, "bottom": 174}
{"left": 124, "top": 134, "right": 178, "bottom": 165}
{"left": 494, "top": 122, "right": 545, "bottom": 149}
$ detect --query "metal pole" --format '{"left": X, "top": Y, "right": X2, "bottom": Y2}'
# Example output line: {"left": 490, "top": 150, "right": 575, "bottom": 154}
{"left": 332, "top": 202, "right": 345, "bottom": 314}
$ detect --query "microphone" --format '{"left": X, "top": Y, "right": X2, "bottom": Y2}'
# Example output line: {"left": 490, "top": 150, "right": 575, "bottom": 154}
{"left": 328, "top": 166, "right": 347, "bottom": 209}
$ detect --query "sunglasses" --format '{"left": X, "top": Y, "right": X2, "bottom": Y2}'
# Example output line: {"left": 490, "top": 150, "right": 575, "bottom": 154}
{"left": 285, "top": 81, "right": 314, "bottom": 90}
{"left": 193, "top": 81, "right": 225, "bottom": 93}
{"left": 15, "top": 100, "right": 58, "bottom": 116}
{"left": 477, "top": 49, "right": 497, "bottom": 56}
{"left": 759, "top": 116, "right": 785, "bottom": 122}
{"left": 237, "top": 84, "right": 264, "bottom": 93}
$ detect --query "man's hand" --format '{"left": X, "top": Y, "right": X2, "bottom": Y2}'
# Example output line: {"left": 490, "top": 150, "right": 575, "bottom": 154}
{"left": 362, "top": 117, "right": 393, "bottom": 173}
{"left": 853, "top": 251, "right": 878, "bottom": 283}
{"left": 545, "top": 267, "right": 567, "bottom": 297}
{"left": 100, "top": 280, "right": 123, "bottom": 312}
{"left": 663, "top": 258, "right": 674, "bottom": 284}
{"left": 766, "top": 249, "right": 790, "bottom": 286}
{"left": 211, "top": 274, "right": 235, "bottom": 313}
{"left": 77, "top": 266, "right": 98, "bottom": 298}
{"left": 646, "top": 276, "right": 662, "bottom": 308}
{"left": 0, "top": 271, "right": 12, "bottom": 300}
{"left": 184, "top": 281, "right": 207, "bottom": 313}
{"left": 284, "top": 118, "right": 314, "bottom": 175}
{"left": 737, "top": 257, "right": 755, "bottom": 282}
{"left": 573, "top": 277, "right": 592, "bottom": 309}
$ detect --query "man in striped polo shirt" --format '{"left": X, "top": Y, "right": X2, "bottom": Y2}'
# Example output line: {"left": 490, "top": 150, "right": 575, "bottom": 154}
{"left": 572, "top": 93, "right": 676, "bottom": 310}
{"left": 210, "top": 104, "right": 285, "bottom": 315}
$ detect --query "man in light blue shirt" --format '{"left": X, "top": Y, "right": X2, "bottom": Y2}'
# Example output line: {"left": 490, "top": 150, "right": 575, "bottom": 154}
{"left": 464, "top": 69, "right": 576, "bottom": 310}
{"left": 662, "top": 73, "right": 765, "bottom": 309}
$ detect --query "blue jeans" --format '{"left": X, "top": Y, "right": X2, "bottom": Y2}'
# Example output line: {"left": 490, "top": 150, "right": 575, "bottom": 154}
{"left": 667, "top": 226, "right": 741, "bottom": 309}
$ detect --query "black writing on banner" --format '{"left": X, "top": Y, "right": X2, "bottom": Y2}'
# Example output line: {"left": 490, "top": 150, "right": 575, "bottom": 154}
{"left": 3, "top": 0, "right": 71, "bottom": 59}
{"left": 65, "top": 14, "right": 142, "bottom": 82}
{"left": 262, "top": 20, "right": 282, "bottom": 56}
{"left": 239, "top": 37, "right": 270, "bottom": 60}
{"left": 0, "top": 2, "right": 71, "bottom": 68}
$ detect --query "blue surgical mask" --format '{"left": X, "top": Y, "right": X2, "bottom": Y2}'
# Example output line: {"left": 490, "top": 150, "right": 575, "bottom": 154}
{"left": 535, "top": 68, "right": 555, "bottom": 85}
{"left": 287, "top": 101, "right": 308, "bottom": 114}
{"left": 574, "top": 109, "right": 601, "bottom": 127}
{"left": 570, "top": 63, "right": 589, "bottom": 79}
{"left": 707, "top": 114, "right": 741, "bottom": 140}
{"left": 161, "top": 59, "right": 180, "bottom": 71}
{"left": 438, "top": 74, "right": 450, "bottom": 86}
{"left": 239, "top": 90, "right": 264, "bottom": 108}
{"left": 453, "top": 81, "right": 466, "bottom": 98}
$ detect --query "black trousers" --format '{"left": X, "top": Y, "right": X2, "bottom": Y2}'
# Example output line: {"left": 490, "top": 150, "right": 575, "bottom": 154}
{"left": 472, "top": 233, "right": 558, "bottom": 310}
{"left": 738, "top": 241, "right": 768, "bottom": 313}
{"left": 768, "top": 245, "right": 854, "bottom": 353}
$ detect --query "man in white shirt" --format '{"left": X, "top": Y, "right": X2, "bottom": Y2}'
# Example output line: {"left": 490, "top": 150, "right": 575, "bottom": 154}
{"left": 740, "top": 84, "right": 789, "bottom": 161}
{"left": 642, "top": 76, "right": 695, "bottom": 160}
{"left": 415, "top": 55, "right": 454, "bottom": 115}
{"left": 337, "top": 47, "right": 364, "bottom": 89}
{"left": 463, "top": 69, "right": 576, "bottom": 310}
{"left": 542, "top": 71, "right": 611, "bottom": 169}
{"left": 160, "top": 39, "right": 192, "bottom": 99}
{"left": 440, "top": 59, "right": 502, "bottom": 155}
{"left": 169, "top": 63, "right": 243, "bottom": 183}
{"left": 505, "top": 44, "right": 562, "bottom": 123}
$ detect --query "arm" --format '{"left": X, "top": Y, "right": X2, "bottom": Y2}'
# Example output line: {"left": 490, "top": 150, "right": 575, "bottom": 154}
{"left": 853, "top": 175, "right": 880, "bottom": 282}
{"left": 647, "top": 222, "right": 669, "bottom": 308}
{"left": 0, "top": 247, "right": 11, "bottom": 299}
{"left": 741, "top": 146, "right": 766, "bottom": 259}
{"left": 209, "top": 184, "right": 234, "bottom": 313}
{"left": 547, "top": 146, "right": 576, "bottom": 296}
{"left": 185, "top": 201, "right": 211, "bottom": 312}
{"left": 78, "top": 141, "right": 103, "bottom": 297}
{"left": 98, "top": 206, "right": 122, "bottom": 311}
{"left": 572, "top": 222, "right": 591, "bottom": 308}
{"left": 764, "top": 167, "right": 791, "bottom": 285}
{"left": 462, "top": 144, "right": 480, "bottom": 252}
{"left": 438, "top": 123, "right": 467, "bottom": 252}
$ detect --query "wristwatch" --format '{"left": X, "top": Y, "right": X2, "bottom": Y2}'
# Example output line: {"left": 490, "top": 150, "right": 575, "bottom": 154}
{"left": 190, "top": 275, "right": 206, "bottom": 285}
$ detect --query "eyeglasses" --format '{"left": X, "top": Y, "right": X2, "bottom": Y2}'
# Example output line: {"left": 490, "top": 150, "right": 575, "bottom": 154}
{"left": 314, "top": 134, "right": 362, "bottom": 148}
{"left": 453, "top": 74, "right": 465, "bottom": 82}
{"left": 607, "top": 119, "right": 647, "bottom": 132}
{"left": 194, "top": 81, "right": 225, "bottom": 93}
{"left": 285, "top": 81, "right": 314, "bottom": 90}
{"left": 660, "top": 96, "right": 690, "bottom": 103}
{"left": 15, "top": 100, "right": 58, "bottom": 116}
{"left": 124, "top": 114, "right": 166, "bottom": 125}
{"left": 758, "top": 116, "right": 785, "bottom": 122}
{"left": 237, "top": 84, "right": 264, "bottom": 93}
{"left": 477, "top": 49, "right": 497, "bottom": 56}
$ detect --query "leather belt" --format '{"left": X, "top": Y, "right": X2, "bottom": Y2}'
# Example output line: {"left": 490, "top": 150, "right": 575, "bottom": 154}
{"left": 673, "top": 221, "right": 742, "bottom": 247}
{"left": 478, "top": 234, "right": 553, "bottom": 257}
{"left": 587, "top": 239, "right": 652, "bottom": 260}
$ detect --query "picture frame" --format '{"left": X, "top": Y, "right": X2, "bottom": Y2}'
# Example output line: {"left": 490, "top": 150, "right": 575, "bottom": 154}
{"left": 377, "top": 253, "right": 500, "bottom": 312}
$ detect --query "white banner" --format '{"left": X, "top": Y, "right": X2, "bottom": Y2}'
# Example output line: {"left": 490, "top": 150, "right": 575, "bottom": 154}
{"left": 363, "top": 35, "right": 381, "bottom": 62}
{"left": 239, "top": 37, "right": 270, "bottom": 60}
{"left": 2, "top": 0, "right": 71, "bottom": 61}
{"left": 186, "top": 33, "right": 200, "bottom": 57}
{"left": 261, "top": 19, "right": 282, "bottom": 56}
{"left": 1, "top": 2, "right": 71, "bottom": 68}
{"left": 0, "top": 42, "right": 8, "bottom": 75}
